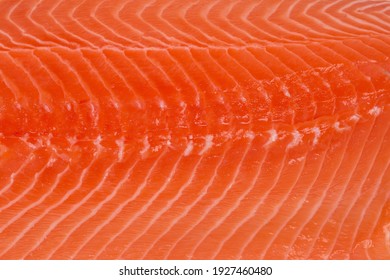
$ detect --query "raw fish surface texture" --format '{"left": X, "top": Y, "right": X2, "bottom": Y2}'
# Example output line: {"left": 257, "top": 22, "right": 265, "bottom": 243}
{"left": 0, "top": 0, "right": 389, "bottom": 260}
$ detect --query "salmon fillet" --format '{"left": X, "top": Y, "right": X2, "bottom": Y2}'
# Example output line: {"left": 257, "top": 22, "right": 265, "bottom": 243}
{"left": 0, "top": 0, "right": 389, "bottom": 260}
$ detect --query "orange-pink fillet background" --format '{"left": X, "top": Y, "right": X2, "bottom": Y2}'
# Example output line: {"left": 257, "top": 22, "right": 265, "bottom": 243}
{"left": 0, "top": 0, "right": 389, "bottom": 259}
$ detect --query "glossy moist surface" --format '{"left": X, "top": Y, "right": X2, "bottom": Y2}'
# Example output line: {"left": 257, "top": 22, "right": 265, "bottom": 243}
{"left": 0, "top": 0, "right": 389, "bottom": 259}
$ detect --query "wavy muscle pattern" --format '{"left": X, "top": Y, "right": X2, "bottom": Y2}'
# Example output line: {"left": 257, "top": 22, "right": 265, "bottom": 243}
{"left": 0, "top": 0, "right": 389, "bottom": 260}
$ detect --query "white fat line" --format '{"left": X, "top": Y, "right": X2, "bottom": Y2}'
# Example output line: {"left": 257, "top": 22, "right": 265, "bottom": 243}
{"left": 20, "top": 134, "right": 36, "bottom": 149}
{"left": 333, "top": 121, "right": 350, "bottom": 132}
{"left": 368, "top": 106, "right": 382, "bottom": 117}
{"left": 198, "top": 135, "right": 213, "bottom": 155}
{"left": 264, "top": 129, "right": 278, "bottom": 147}
{"left": 287, "top": 130, "right": 303, "bottom": 149}
{"left": 312, "top": 127, "right": 321, "bottom": 146}
{"left": 350, "top": 114, "right": 361, "bottom": 122}
{"left": 67, "top": 136, "right": 78, "bottom": 146}
{"left": 281, "top": 85, "right": 291, "bottom": 97}
{"left": 244, "top": 131, "right": 255, "bottom": 140}
{"left": 183, "top": 140, "right": 193, "bottom": 156}
{"left": 140, "top": 136, "right": 150, "bottom": 156}
{"left": 115, "top": 137, "right": 125, "bottom": 162}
